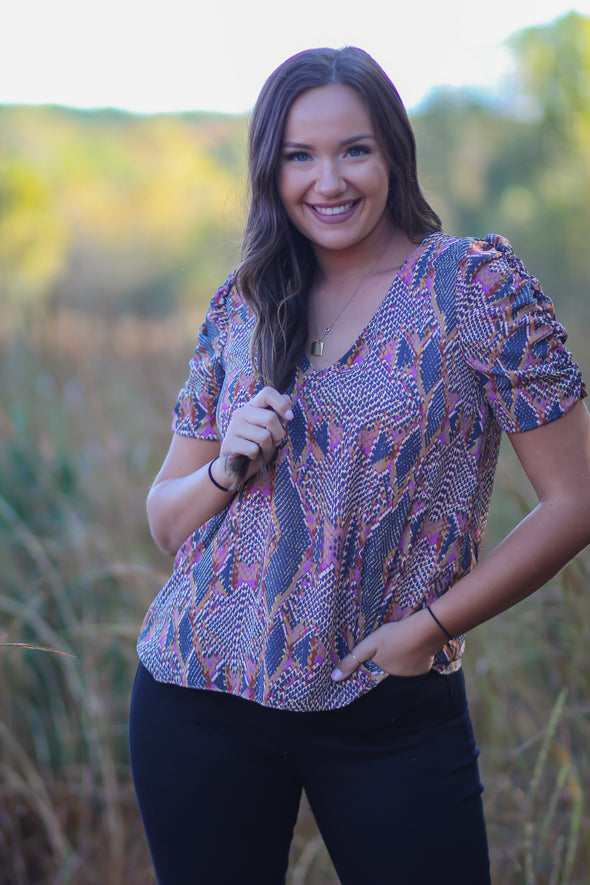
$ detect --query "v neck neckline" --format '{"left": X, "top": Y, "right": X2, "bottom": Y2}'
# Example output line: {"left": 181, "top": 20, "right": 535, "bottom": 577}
{"left": 300, "top": 232, "right": 437, "bottom": 377}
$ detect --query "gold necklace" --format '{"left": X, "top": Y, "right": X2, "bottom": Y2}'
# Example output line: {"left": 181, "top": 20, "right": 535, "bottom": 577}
{"left": 310, "top": 241, "right": 401, "bottom": 357}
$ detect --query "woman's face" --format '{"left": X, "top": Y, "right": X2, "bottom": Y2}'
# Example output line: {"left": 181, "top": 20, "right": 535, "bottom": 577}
{"left": 277, "top": 83, "right": 392, "bottom": 256}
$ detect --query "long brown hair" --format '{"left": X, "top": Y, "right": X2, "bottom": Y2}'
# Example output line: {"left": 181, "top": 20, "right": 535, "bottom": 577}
{"left": 236, "top": 46, "right": 441, "bottom": 391}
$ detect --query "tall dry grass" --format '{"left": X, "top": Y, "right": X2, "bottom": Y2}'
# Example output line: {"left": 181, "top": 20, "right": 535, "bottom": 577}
{"left": 1, "top": 308, "right": 589, "bottom": 884}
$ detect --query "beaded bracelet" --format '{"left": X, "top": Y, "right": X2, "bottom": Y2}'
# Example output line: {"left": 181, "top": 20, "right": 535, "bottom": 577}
{"left": 425, "top": 605, "right": 454, "bottom": 641}
{"left": 207, "top": 457, "right": 232, "bottom": 492}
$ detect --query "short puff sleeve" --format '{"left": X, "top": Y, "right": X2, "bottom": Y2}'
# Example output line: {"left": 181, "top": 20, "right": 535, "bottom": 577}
{"left": 458, "top": 234, "right": 586, "bottom": 433}
{"left": 172, "top": 276, "right": 233, "bottom": 439}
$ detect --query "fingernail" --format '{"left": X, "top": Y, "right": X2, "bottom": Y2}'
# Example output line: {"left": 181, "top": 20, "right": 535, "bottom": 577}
{"left": 285, "top": 409, "right": 294, "bottom": 420}
{"left": 331, "top": 668, "right": 344, "bottom": 682}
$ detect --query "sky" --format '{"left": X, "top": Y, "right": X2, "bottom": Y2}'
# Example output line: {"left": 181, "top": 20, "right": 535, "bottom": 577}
{"left": 1, "top": 0, "right": 589, "bottom": 115}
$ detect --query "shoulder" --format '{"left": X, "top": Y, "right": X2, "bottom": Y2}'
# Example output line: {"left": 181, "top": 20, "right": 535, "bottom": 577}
{"left": 421, "top": 231, "right": 518, "bottom": 269}
{"left": 456, "top": 233, "right": 532, "bottom": 287}
{"left": 423, "top": 232, "right": 545, "bottom": 313}
{"left": 410, "top": 232, "right": 492, "bottom": 284}
{"left": 422, "top": 230, "right": 520, "bottom": 259}
{"left": 202, "top": 273, "right": 250, "bottom": 331}
{"left": 408, "top": 233, "right": 495, "bottom": 324}
{"left": 209, "top": 272, "right": 240, "bottom": 312}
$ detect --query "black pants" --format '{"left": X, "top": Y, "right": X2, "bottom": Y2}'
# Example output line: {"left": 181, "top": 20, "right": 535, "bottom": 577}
{"left": 129, "top": 663, "right": 491, "bottom": 885}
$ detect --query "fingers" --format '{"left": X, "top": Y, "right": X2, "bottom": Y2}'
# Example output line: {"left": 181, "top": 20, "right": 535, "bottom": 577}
{"left": 331, "top": 641, "right": 377, "bottom": 682}
{"left": 330, "top": 619, "right": 436, "bottom": 683}
{"left": 252, "top": 388, "right": 294, "bottom": 422}
{"left": 226, "top": 409, "right": 283, "bottom": 462}
{"left": 225, "top": 389, "right": 293, "bottom": 461}
{"left": 247, "top": 406, "right": 287, "bottom": 449}
{"left": 243, "top": 393, "right": 293, "bottom": 453}
{"left": 219, "top": 388, "right": 294, "bottom": 483}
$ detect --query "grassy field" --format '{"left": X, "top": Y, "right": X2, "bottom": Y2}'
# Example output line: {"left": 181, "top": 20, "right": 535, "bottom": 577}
{"left": 1, "top": 306, "right": 589, "bottom": 885}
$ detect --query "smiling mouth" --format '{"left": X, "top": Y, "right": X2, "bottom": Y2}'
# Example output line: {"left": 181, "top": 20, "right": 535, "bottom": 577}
{"left": 311, "top": 200, "right": 359, "bottom": 217}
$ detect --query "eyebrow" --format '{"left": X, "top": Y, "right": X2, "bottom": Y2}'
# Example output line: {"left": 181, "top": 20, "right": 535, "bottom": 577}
{"left": 282, "top": 133, "right": 377, "bottom": 149}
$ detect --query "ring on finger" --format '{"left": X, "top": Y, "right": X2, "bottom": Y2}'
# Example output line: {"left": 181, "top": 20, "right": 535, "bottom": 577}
{"left": 349, "top": 649, "right": 362, "bottom": 665}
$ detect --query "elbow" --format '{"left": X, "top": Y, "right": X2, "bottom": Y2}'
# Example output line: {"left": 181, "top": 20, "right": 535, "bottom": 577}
{"left": 152, "top": 532, "right": 179, "bottom": 558}
{"left": 148, "top": 517, "right": 179, "bottom": 558}
{"left": 579, "top": 507, "right": 590, "bottom": 550}
{"left": 569, "top": 484, "right": 590, "bottom": 549}
{"left": 552, "top": 490, "right": 590, "bottom": 554}
{"left": 577, "top": 496, "right": 590, "bottom": 548}
{"left": 146, "top": 489, "right": 180, "bottom": 557}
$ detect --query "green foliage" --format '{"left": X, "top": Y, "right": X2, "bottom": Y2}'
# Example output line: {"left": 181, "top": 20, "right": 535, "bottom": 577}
{"left": 509, "top": 11, "right": 590, "bottom": 140}
{"left": 0, "top": 106, "right": 246, "bottom": 322}
{"left": 414, "top": 11, "right": 590, "bottom": 327}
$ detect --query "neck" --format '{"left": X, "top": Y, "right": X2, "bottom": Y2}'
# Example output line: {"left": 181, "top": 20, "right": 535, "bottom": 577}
{"left": 313, "top": 218, "right": 402, "bottom": 283}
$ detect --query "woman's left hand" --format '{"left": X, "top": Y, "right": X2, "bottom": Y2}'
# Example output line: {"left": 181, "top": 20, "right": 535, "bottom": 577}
{"left": 331, "top": 613, "right": 442, "bottom": 682}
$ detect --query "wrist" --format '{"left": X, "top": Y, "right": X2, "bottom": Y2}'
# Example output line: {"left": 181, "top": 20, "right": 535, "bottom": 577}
{"left": 425, "top": 604, "right": 454, "bottom": 642}
{"left": 411, "top": 608, "right": 449, "bottom": 656}
{"left": 208, "top": 456, "right": 235, "bottom": 493}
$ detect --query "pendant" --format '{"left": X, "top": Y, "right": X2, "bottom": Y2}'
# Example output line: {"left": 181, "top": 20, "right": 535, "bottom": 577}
{"left": 311, "top": 339, "right": 324, "bottom": 356}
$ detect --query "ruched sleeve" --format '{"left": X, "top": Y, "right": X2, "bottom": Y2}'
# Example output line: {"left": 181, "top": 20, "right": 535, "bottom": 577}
{"left": 457, "top": 234, "right": 586, "bottom": 433}
{"left": 172, "top": 276, "right": 233, "bottom": 439}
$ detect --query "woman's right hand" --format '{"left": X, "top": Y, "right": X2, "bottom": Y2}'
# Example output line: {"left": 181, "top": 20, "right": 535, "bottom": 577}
{"left": 213, "top": 387, "right": 294, "bottom": 488}
{"left": 147, "top": 387, "right": 293, "bottom": 556}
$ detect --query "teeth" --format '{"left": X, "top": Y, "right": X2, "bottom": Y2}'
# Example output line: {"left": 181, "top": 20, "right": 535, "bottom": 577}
{"left": 314, "top": 202, "right": 354, "bottom": 216}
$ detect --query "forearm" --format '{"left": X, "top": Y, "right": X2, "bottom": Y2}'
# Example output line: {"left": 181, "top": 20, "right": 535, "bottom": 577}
{"left": 147, "top": 456, "right": 233, "bottom": 556}
{"left": 431, "top": 494, "right": 590, "bottom": 641}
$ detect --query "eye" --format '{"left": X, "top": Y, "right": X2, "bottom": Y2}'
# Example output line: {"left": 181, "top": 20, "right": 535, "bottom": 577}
{"left": 346, "top": 144, "right": 371, "bottom": 158}
{"left": 283, "top": 150, "right": 311, "bottom": 162}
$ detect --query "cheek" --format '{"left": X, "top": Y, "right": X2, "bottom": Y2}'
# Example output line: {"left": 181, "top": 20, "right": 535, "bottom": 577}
{"left": 362, "top": 153, "right": 389, "bottom": 192}
{"left": 370, "top": 164, "right": 391, "bottom": 202}
{"left": 278, "top": 166, "right": 296, "bottom": 199}
{"left": 364, "top": 173, "right": 390, "bottom": 218}
{"left": 277, "top": 170, "right": 305, "bottom": 225}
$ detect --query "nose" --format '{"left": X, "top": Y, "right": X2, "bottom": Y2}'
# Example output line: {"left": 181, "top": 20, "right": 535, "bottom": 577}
{"left": 315, "top": 160, "right": 345, "bottom": 197}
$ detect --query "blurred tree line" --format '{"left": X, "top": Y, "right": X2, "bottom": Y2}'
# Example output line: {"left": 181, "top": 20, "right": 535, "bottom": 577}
{"left": 0, "top": 108, "right": 247, "bottom": 322}
{"left": 0, "top": 11, "right": 589, "bottom": 329}
{"left": 414, "top": 10, "right": 590, "bottom": 327}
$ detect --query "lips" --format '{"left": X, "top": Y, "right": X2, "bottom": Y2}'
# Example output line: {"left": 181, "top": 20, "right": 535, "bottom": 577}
{"left": 313, "top": 200, "right": 356, "bottom": 216}
{"left": 309, "top": 199, "right": 360, "bottom": 223}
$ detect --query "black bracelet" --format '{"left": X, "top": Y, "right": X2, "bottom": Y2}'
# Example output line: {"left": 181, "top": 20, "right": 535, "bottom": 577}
{"left": 425, "top": 605, "right": 454, "bottom": 641}
{"left": 207, "top": 457, "right": 232, "bottom": 493}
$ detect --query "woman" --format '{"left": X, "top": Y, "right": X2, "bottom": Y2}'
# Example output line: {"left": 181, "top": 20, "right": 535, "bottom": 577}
{"left": 129, "top": 47, "right": 590, "bottom": 884}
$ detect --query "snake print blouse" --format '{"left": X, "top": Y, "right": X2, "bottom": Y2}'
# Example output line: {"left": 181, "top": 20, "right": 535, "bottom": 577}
{"left": 137, "top": 232, "right": 586, "bottom": 711}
